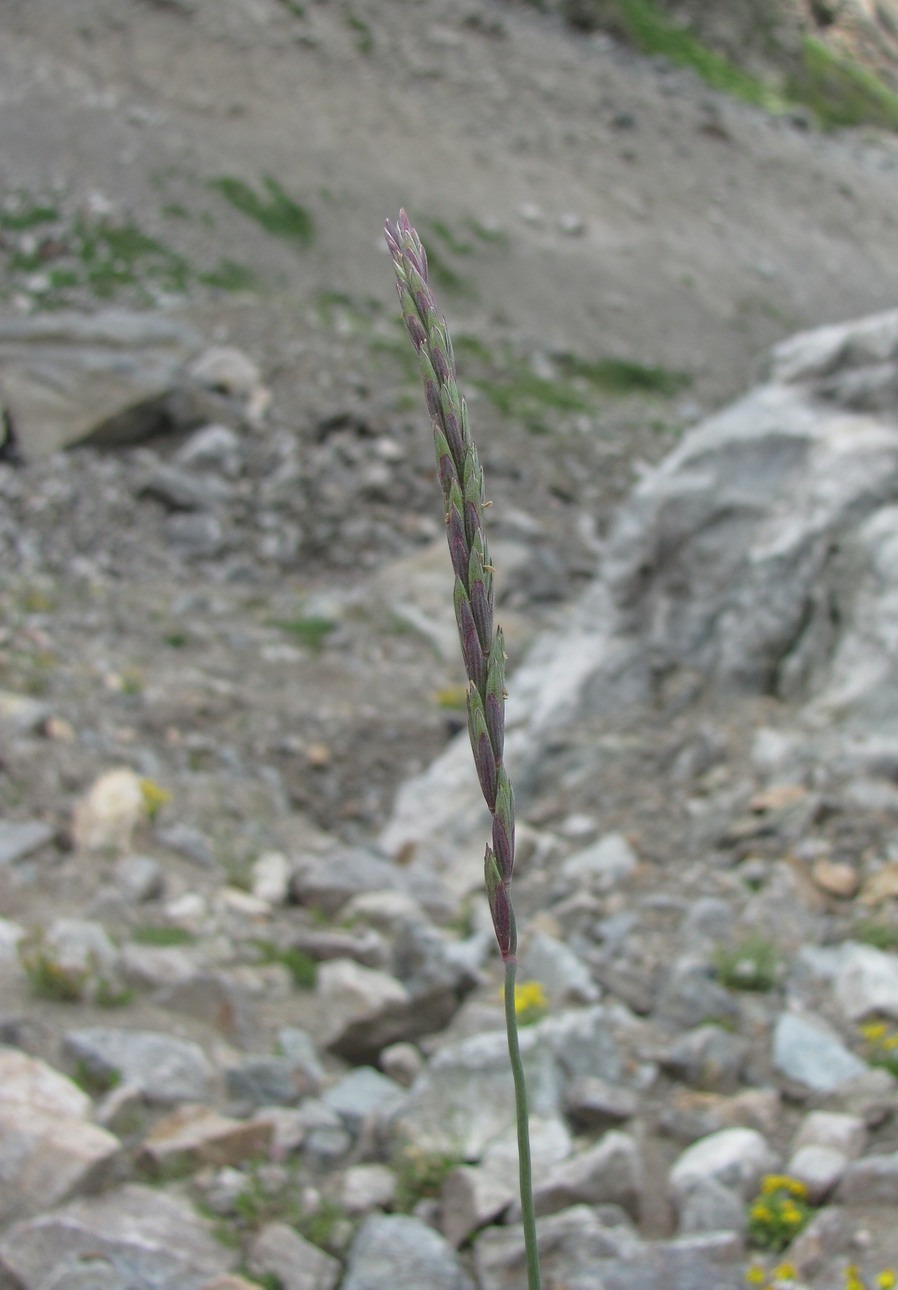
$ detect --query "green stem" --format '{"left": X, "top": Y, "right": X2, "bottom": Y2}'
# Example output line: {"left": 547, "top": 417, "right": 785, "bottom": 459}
{"left": 504, "top": 955, "right": 541, "bottom": 1290}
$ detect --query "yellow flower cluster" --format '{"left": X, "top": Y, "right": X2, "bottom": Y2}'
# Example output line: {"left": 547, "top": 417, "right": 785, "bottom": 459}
{"left": 747, "top": 1174, "right": 812, "bottom": 1252}
{"left": 746, "top": 1265, "right": 898, "bottom": 1290}
{"left": 514, "top": 980, "right": 548, "bottom": 1022}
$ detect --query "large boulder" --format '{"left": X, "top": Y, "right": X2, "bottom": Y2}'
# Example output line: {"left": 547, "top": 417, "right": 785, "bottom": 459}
{"left": 381, "top": 311, "right": 898, "bottom": 877}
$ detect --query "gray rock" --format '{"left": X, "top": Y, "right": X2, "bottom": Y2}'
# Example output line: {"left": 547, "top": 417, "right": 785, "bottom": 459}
{"left": 0, "top": 1183, "right": 233, "bottom": 1289}
{"left": 529, "top": 1131, "right": 643, "bottom": 1220}
{"left": 0, "top": 820, "right": 54, "bottom": 866}
{"left": 163, "top": 511, "right": 228, "bottom": 559}
{"left": 0, "top": 308, "right": 203, "bottom": 459}
{"left": 225, "top": 1056, "right": 309, "bottom": 1108}
{"left": 772, "top": 1011, "right": 868, "bottom": 1092}
{"left": 175, "top": 423, "right": 243, "bottom": 475}
{"left": 62, "top": 1028, "right": 216, "bottom": 1105}
{"left": 838, "top": 1150, "right": 898, "bottom": 1204}
{"left": 668, "top": 1127, "right": 779, "bottom": 1207}
{"left": 473, "top": 1205, "right": 639, "bottom": 1290}
{"left": 0, "top": 690, "right": 50, "bottom": 736}
{"left": 295, "top": 1099, "right": 353, "bottom": 1166}
{"left": 559, "top": 831, "right": 638, "bottom": 892}
{"left": 112, "top": 854, "right": 164, "bottom": 902}
{"left": 564, "top": 1075, "right": 639, "bottom": 1130}
{"left": 156, "top": 822, "right": 218, "bottom": 867}
{"left": 155, "top": 971, "right": 253, "bottom": 1043}
{"left": 677, "top": 1177, "right": 747, "bottom": 1236}
{"left": 247, "top": 1221, "right": 340, "bottom": 1290}
{"left": 379, "top": 1041, "right": 424, "bottom": 1088}
{"left": 655, "top": 959, "right": 740, "bottom": 1030}
{"left": 342, "top": 1213, "right": 473, "bottom": 1290}
{"left": 321, "top": 1066, "right": 407, "bottom": 1137}
{"left": 293, "top": 847, "right": 419, "bottom": 918}
{"left": 139, "top": 461, "right": 231, "bottom": 511}
{"left": 316, "top": 958, "right": 413, "bottom": 1061}
{"left": 277, "top": 1027, "right": 326, "bottom": 1091}
{"left": 659, "top": 1024, "right": 750, "bottom": 1092}
{"left": 519, "top": 930, "right": 600, "bottom": 1006}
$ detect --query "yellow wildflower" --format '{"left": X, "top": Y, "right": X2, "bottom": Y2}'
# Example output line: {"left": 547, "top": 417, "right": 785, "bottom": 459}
{"left": 876, "top": 1272, "right": 897, "bottom": 1290}
{"left": 773, "top": 1265, "right": 797, "bottom": 1283}
{"left": 139, "top": 778, "right": 171, "bottom": 820}
{"left": 513, "top": 980, "right": 548, "bottom": 1022}
{"left": 860, "top": 1021, "right": 888, "bottom": 1042}
{"left": 745, "top": 1265, "right": 767, "bottom": 1286}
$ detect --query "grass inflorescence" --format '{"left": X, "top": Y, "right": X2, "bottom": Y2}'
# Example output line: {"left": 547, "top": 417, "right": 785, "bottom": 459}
{"left": 386, "top": 207, "right": 541, "bottom": 1289}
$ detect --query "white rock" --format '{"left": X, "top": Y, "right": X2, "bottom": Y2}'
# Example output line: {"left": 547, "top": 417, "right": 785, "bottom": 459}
{"left": 834, "top": 942, "right": 898, "bottom": 1021}
{"left": 72, "top": 768, "right": 145, "bottom": 855}
{"left": 786, "top": 1145, "right": 848, "bottom": 1203}
{"left": 251, "top": 850, "right": 292, "bottom": 906}
{"left": 668, "top": 1127, "right": 779, "bottom": 1207}
{"left": 791, "top": 1110, "right": 867, "bottom": 1159}
{"left": 560, "top": 830, "right": 638, "bottom": 891}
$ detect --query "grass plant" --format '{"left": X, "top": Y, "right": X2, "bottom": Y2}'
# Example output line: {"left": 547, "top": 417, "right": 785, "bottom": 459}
{"left": 209, "top": 175, "right": 314, "bottom": 248}
{"left": 386, "top": 208, "right": 541, "bottom": 1289}
{"left": 714, "top": 933, "right": 780, "bottom": 992}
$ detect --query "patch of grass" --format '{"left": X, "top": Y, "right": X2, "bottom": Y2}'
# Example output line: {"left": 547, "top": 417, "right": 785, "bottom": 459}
{"left": 95, "top": 979, "right": 134, "bottom": 1008}
{"left": 565, "top": 0, "right": 783, "bottom": 113}
{"left": 347, "top": 11, "right": 373, "bottom": 54}
{"left": 73, "top": 216, "right": 191, "bottom": 298}
{"left": 210, "top": 175, "right": 315, "bottom": 248}
{"left": 558, "top": 353, "right": 691, "bottom": 397}
{"left": 0, "top": 196, "right": 60, "bottom": 231}
{"left": 393, "top": 1145, "right": 465, "bottom": 1213}
{"left": 855, "top": 920, "right": 898, "bottom": 951}
{"left": 788, "top": 37, "right": 898, "bottom": 130}
{"left": 199, "top": 259, "right": 258, "bottom": 292}
{"left": 71, "top": 1058, "right": 122, "bottom": 1098}
{"left": 131, "top": 924, "right": 197, "bottom": 947}
{"left": 252, "top": 939, "right": 317, "bottom": 989}
{"left": 271, "top": 615, "right": 337, "bottom": 650}
{"left": 19, "top": 942, "right": 87, "bottom": 1003}
{"left": 714, "top": 934, "right": 780, "bottom": 992}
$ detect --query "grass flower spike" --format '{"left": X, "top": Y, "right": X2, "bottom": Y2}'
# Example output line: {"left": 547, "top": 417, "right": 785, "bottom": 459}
{"left": 385, "top": 208, "right": 540, "bottom": 1290}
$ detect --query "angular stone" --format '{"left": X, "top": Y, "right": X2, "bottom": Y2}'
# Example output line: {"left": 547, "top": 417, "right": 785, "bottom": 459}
{"left": 668, "top": 1127, "right": 779, "bottom": 1207}
{"left": 113, "top": 853, "right": 165, "bottom": 902}
{"left": 474, "top": 1205, "right": 640, "bottom": 1290}
{"left": 839, "top": 1150, "right": 898, "bottom": 1204}
{"left": 342, "top": 1213, "right": 474, "bottom": 1290}
{"left": 0, "top": 1047, "right": 121, "bottom": 1226}
{"left": 62, "top": 1028, "right": 216, "bottom": 1105}
{"left": 0, "top": 690, "right": 50, "bottom": 736}
{"left": 0, "top": 1183, "right": 233, "bottom": 1288}
{"left": 659, "top": 1024, "right": 750, "bottom": 1093}
{"left": 316, "top": 958, "right": 412, "bottom": 1061}
{"left": 786, "top": 1144, "right": 848, "bottom": 1203}
{"left": 321, "top": 1066, "right": 407, "bottom": 1137}
{"left": 519, "top": 930, "right": 600, "bottom": 1006}
{"left": 772, "top": 1011, "right": 868, "bottom": 1091}
{"left": 155, "top": 971, "right": 253, "bottom": 1042}
{"left": 560, "top": 831, "right": 639, "bottom": 891}
{"left": 677, "top": 1177, "right": 747, "bottom": 1237}
{"left": 792, "top": 1110, "right": 867, "bottom": 1159}
{"left": 293, "top": 847, "right": 417, "bottom": 918}
{"left": 0, "top": 819, "right": 54, "bottom": 866}
{"left": 564, "top": 1075, "right": 639, "bottom": 1130}
{"left": 139, "top": 1104, "right": 274, "bottom": 1175}
{"left": 655, "top": 959, "right": 740, "bottom": 1030}
{"left": 529, "top": 1131, "right": 643, "bottom": 1220}
{"left": 339, "top": 1164, "right": 397, "bottom": 1216}
{"left": 441, "top": 1162, "right": 515, "bottom": 1249}
{"left": 0, "top": 308, "right": 203, "bottom": 459}
{"left": 248, "top": 1222, "right": 340, "bottom": 1290}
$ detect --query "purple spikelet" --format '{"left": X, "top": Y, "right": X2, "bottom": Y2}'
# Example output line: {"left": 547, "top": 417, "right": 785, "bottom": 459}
{"left": 386, "top": 209, "right": 517, "bottom": 962}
